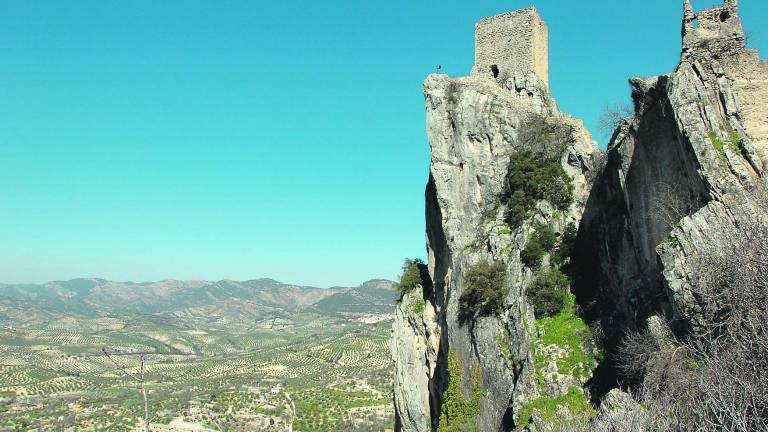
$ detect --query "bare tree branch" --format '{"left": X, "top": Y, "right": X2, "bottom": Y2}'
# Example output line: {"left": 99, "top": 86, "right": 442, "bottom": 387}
{"left": 618, "top": 191, "right": 768, "bottom": 431}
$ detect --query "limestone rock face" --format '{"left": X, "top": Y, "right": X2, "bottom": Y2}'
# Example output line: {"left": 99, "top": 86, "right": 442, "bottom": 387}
{"left": 392, "top": 1, "right": 767, "bottom": 430}
{"left": 419, "top": 74, "right": 598, "bottom": 432}
{"left": 592, "top": 389, "right": 648, "bottom": 432}
{"left": 391, "top": 289, "right": 439, "bottom": 432}
{"left": 576, "top": 0, "right": 768, "bottom": 344}
{"left": 391, "top": 8, "right": 601, "bottom": 431}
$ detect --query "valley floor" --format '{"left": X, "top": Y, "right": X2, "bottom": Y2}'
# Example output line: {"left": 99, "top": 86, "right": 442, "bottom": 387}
{"left": 0, "top": 313, "right": 395, "bottom": 431}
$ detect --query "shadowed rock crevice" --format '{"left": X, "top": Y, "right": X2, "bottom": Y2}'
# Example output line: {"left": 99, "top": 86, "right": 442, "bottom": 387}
{"left": 424, "top": 173, "right": 450, "bottom": 428}
{"left": 574, "top": 75, "right": 710, "bottom": 351}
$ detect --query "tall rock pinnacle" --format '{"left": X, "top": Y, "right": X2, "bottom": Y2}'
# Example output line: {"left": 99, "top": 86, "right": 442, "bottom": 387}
{"left": 391, "top": 6, "right": 601, "bottom": 431}
{"left": 392, "top": 1, "right": 768, "bottom": 431}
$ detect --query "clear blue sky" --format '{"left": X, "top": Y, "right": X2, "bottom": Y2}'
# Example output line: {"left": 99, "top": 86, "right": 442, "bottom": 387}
{"left": 0, "top": 1, "right": 765, "bottom": 287}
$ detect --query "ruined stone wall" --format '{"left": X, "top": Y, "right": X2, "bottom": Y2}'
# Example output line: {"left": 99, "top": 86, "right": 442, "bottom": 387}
{"left": 682, "top": 0, "right": 743, "bottom": 54}
{"left": 472, "top": 7, "right": 549, "bottom": 87}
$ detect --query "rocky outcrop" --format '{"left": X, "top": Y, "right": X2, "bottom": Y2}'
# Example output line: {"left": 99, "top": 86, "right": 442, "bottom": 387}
{"left": 392, "top": 1, "right": 767, "bottom": 430}
{"left": 576, "top": 0, "right": 768, "bottom": 354}
{"left": 391, "top": 288, "right": 440, "bottom": 432}
{"left": 391, "top": 6, "right": 602, "bottom": 431}
{"left": 421, "top": 73, "right": 600, "bottom": 431}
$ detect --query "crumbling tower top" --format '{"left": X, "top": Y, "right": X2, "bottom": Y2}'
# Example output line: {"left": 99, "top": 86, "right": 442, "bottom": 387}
{"left": 471, "top": 7, "right": 549, "bottom": 88}
{"left": 682, "top": 0, "right": 745, "bottom": 55}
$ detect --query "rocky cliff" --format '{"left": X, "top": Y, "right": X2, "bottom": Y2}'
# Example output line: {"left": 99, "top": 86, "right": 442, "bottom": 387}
{"left": 392, "top": 1, "right": 767, "bottom": 431}
{"left": 576, "top": 0, "right": 768, "bottom": 359}
{"left": 392, "top": 6, "right": 602, "bottom": 431}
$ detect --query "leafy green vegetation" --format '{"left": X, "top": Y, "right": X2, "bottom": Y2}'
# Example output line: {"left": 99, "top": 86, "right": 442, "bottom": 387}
{"left": 527, "top": 268, "right": 569, "bottom": 318}
{"left": 398, "top": 258, "right": 425, "bottom": 295}
{"left": 517, "top": 294, "right": 599, "bottom": 429}
{"left": 524, "top": 222, "right": 577, "bottom": 318}
{"left": 521, "top": 224, "right": 557, "bottom": 269}
{"left": 708, "top": 130, "right": 728, "bottom": 160}
{"left": 438, "top": 351, "right": 485, "bottom": 432}
{"left": 503, "top": 149, "right": 573, "bottom": 228}
{"left": 709, "top": 128, "right": 743, "bottom": 161}
{"left": 412, "top": 295, "right": 426, "bottom": 316}
{"left": 729, "top": 129, "right": 742, "bottom": 153}
{"left": 661, "top": 234, "right": 681, "bottom": 247}
{"left": 516, "top": 387, "right": 593, "bottom": 428}
{"left": 534, "top": 294, "right": 599, "bottom": 382}
{"left": 551, "top": 223, "right": 578, "bottom": 268}
{"left": 459, "top": 260, "right": 508, "bottom": 318}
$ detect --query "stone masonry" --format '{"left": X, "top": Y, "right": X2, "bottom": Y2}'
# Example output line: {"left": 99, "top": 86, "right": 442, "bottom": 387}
{"left": 682, "top": 0, "right": 743, "bottom": 54}
{"left": 472, "top": 7, "right": 549, "bottom": 87}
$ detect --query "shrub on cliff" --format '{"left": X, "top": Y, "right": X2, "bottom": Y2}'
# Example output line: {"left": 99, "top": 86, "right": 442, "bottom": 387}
{"left": 517, "top": 113, "right": 575, "bottom": 156}
{"left": 459, "top": 260, "right": 507, "bottom": 318}
{"left": 398, "top": 258, "right": 425, "bottom": 295}
{"left": 521, "top": 224, "right": 558, "bottom": 269}
{"left": 551, "top": 223, "right": 578, "bottom": 268}
{"left": 527, "top": 267, "right": 569, "bottom": 318}
{"left": 618, "top": 194, "right": 768, "bottom": 431}
{"left": 503, "top": 149, "right": 573, "bottom": 228}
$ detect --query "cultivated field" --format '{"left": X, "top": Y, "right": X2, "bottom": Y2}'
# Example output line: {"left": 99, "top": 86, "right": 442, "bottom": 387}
{"left": 0, "top": 312, "right": 395, "bottom": 431}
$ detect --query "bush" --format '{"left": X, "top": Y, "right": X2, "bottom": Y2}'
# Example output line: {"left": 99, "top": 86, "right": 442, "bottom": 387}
{"left": 618, "top": 192, "right": 768, "bottom": 431}
{"left": 551, "top": 223, "right": 578, "bottom": 267}
{"left": 528, "top": 268, "right": 569, "bottom": 318}
{"left": 521, "top": 224, "right": 557, "bottom": 269}
{"left": 503, "top": 149, "right": 573, "bottom": 228}
{"left": 459, "top": 260, "right": 507, "bottom": 319}
{"left": 598, "top": 102, "right": 633, "bottom": 136}
{"left": 398, "top": 258, "right": 425, "bottom": 295}
{"left": 517, "top": 113, "right": 575, "bottom": 155}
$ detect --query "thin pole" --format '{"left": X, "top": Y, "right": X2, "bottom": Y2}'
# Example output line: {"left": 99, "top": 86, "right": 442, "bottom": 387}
{"left": 141, "top": 354, "right": 149, "bottom": 432}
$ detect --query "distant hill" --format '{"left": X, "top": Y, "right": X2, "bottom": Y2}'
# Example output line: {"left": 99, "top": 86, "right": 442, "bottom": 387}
{"left": 310, "top": 279, "right": 402, "bottom": 315}
{"left": 0, "top": 278, "right": 398, "bottom": 321}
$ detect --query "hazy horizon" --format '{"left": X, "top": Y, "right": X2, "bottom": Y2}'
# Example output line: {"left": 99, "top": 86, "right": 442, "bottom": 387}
{"left": 0, "top": 275, "right": 395, "bottom": 288}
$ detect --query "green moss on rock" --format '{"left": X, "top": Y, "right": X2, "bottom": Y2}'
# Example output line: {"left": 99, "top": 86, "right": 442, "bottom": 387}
{"left": 516, "top": 294, "right": 600, "bottom": 430}
{"left": 534, "top": 294, "right": 599, "bottom": 382}
{"left": 516, "top": 387, "right": 593, "bottom": 429}
{"left": 438, "top": 351, "right": 485, "bottom": 432}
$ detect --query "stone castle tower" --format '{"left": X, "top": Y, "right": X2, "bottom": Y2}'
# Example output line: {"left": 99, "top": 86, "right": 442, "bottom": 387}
{"left": 471, "top": 7, "right": 549, "bottom": 87}
{"left": 682, "top": 0, "right": 744, "bottom": 54}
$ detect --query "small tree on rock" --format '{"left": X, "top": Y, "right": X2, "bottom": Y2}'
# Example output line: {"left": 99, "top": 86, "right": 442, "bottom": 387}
{"left": 398, "top": 258, "right": 425, "bottom": 295}
{"left": 459, "top": 260, "right": 507, "bottom": 319}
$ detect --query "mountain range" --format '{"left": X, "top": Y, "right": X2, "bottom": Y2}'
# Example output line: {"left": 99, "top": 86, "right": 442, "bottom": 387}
{"left": 0, "top": 278, "right": 398, "bottom": 323}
